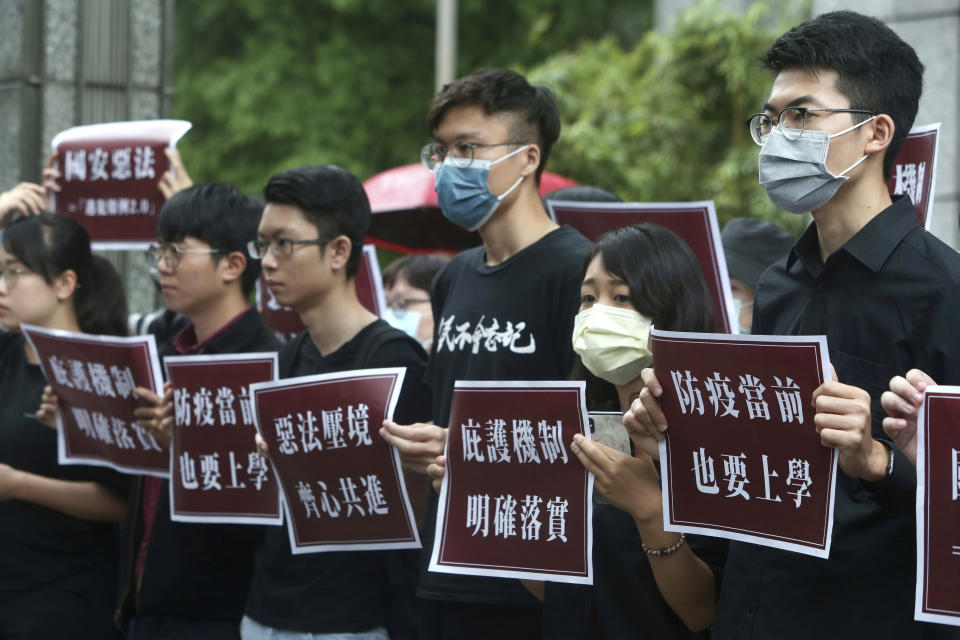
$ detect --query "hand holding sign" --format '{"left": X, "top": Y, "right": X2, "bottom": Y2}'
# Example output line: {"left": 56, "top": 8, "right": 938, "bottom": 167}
{"left": 379, "top": 420, "right": 447, "bottom": 474}
{"left": 132, "top": 382, "right": 174, "bottom": 448}
{"left": 813, "top": 374, "right": 889, "bottom": 483}
{"left": 157, "top": 148, "right": 194, "bottom": 200}
{"left": 623, "top": 367, "right": 669, "bottom": 458}
{"left": 882, "top": 369, "right": 936, "bottom": 467}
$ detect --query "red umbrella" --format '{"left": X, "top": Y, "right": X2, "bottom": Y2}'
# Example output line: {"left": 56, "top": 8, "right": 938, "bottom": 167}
{"left": 363, "top": 163, "right": 577, "bottom": 253}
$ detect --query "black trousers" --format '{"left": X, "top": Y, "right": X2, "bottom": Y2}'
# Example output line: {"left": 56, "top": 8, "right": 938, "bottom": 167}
{"left": 417, "top": 598, "right": 541, "bottom": 640}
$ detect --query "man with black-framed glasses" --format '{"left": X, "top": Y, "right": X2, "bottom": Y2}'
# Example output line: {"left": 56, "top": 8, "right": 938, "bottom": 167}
{"left": 118, "top": 183, "right": 282, "bottom": 640}
{"left": 626, "top": 10, "right": 960, "bottom": 640}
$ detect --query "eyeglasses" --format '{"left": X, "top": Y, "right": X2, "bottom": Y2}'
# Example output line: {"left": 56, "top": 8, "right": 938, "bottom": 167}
{"left": 0, "top": 265, "right": 28, "bottom": 290}
{"left": 247, "top": 237, "right": 331, "bottom": 260}
{"left": 146, "top": 243, "right": 222, "bottom": 270}
{"left": 419, "top": 140, "right": 522, "bottom": 172}
{"left": 388, "top": 297, "right": 430, "bottom": 312}
{"left": 745, "top": 107, "right": 876, "bottom": 146}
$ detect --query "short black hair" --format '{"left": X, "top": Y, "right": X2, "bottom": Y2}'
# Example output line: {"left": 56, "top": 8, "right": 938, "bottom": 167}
{"left": 586, "top": 223, "right": 714, "bottom": 334}
{"left": 762, "top": 11, "right": 924, "bottom": 180}
{"left": 263, "top": 165, "right": 371, "bottom": 279}
{"left": 157, "top": 183, "right": 263, "bottom": 296}
{"left": 427, "top": 68, "right": 561, "bottom": 184}
{"left": 3, "top": 213, "right": 128, "bottom": 336}
{"left": 382, "top": 254, "right": 450, "bottom": 292}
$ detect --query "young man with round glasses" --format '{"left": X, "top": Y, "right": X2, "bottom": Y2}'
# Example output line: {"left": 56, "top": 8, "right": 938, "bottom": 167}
{"left": 626, "top": 11, "right": 960, "bottom": 639}
{"left": 240, "top": 164, "right": 432, "bottom": 640}
{"left": 118, "top": 183, "right": 282, "bottom": 640}
{"left": 379, "top": 68, "right": 592, "bottom": 639}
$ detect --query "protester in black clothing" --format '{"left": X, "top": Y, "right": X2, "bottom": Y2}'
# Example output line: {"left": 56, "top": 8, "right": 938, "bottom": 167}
{"left": 626, "top": 11, "right": 960, "bottom": 639}
{"left": 380, "top": 68, "right": 592, "bottom": 640}
{"left": 0, "top": 213, "right": 129, "bottom": 639}
{"left": 106, "top": 184, "right": 280, "bottom": 640}
{"left": 241, "top": 165, "right": 432, "bottom": 640}
{"left": 555, "top": 224, "right": 726, "bottom": 639}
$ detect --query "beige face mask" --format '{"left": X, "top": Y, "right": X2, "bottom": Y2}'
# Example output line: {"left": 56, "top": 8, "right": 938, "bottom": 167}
{"left": 572, "top": 303, "right": 653, "bottom": 386}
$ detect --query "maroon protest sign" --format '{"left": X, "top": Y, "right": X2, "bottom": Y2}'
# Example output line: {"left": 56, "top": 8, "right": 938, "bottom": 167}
{"left": 888, "top": 123, "right": 940, "bottom": 230}
{"left": 21, "top": 324, "right": 167, "bottom": 476}
{"left": 250, "top": 368, "right": 418, "bottom": 552}
{"left": 50, "top": 120, "right": 192, "bottom": 249}
{"left": 651, "top": 329, "right": 836, "bottom": 557}
{"left": 546, "top": 201, "right": 734, "bottom": 333}
{"left": 915, "top": 387, "right": 960, "bottom": 627}
{"left": 430, "top": 381, "right": 593, "bottom": 584}
{"left": 258, "top": 244, "right": 386, "bottom": 342}
{"left": 164, "top": 353, "right": 280, "bottom": 525}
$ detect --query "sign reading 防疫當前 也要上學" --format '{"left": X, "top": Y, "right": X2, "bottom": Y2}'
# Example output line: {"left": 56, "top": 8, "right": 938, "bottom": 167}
{"left": 652, "top": 329, "right": 837, "bottom": 558}
{"left": 914, "top": 387, "right": 960, "bottom": 627}
{"left": 250, "top": 368, "right": 420, "bottom": 553}
{"left": 430, "top": 381, "right": 594, "bottom": 584}
{"left": 51, "top": 119, "right": 192, "bottom": 249}
{"left": 165, "top": 353, "right": 281, "bottom": 525}
{"left": 22, "top": 324, "right": 168, "bottom": 477}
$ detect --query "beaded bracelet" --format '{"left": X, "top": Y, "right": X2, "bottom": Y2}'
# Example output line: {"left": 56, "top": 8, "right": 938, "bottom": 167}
{"left": 642, "top": 533, "right": 686, "bottom": 557}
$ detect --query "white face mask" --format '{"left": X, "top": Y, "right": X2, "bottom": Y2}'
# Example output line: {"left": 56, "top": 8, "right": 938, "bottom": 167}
{"left": 382, "top": 307, "right": 422, "bottom": 340}
{"left": 732, "top": 298, "right": 753, "bottom": 335}
{"left": 572, "top": 303, "right": 653, "bottom": 386}
{"left": 758, "top": 115, "right": 876, "bottom": 214}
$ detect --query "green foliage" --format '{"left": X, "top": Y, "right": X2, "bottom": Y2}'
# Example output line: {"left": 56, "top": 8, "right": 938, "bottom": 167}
{"left": 171, "top": 0, "right": 652, "bottom": 195}
{"left": 525, "top": 1, "right": 809, "bottom": 235}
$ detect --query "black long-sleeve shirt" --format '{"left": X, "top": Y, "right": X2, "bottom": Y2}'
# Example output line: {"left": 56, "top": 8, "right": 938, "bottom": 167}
{"left": 713, "top": 195, "right": 960, "bottom": 639}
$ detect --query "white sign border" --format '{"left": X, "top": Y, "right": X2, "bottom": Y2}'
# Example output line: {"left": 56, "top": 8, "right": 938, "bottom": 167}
{"left": 545, "top": 200, "right": 737, "bottom": 334}
{"left": 915, "top": 386, "right": 960, "bottom": 626}
{"left": 21, "top": 323, "right": 169, "bottom": 477}
{"left": 249, "top": 367, "right": 422, "bottom": 553}
{"left": 429, "top": 380, "right": 594, "bottom": 585}
{"left": 653, "top": 328, "right": 837, "bottom": 559}
{"left": 163, "top": 352, "right": 283, "bottom": 526}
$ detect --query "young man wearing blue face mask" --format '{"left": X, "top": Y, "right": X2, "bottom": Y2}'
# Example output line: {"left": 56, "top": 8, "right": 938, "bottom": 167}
{"left": 379, "top": 68, "right": 592, "bottom": 639}
{"left": 625, "top": 11, "right": 960, "bottom": 640}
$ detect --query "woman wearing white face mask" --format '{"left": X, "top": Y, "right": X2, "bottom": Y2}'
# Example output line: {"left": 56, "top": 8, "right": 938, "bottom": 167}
{"left": 381, "top": 254, "right": 449, "bottom": 353}
{"left": 544, "top": 224, "right": 727, "bottom": 639}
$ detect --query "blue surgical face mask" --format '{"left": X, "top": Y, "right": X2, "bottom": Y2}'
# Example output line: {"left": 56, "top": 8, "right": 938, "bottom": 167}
{"left": 434, "top": 145, "right": 528, "bottom": 231}
{"left": 382, "top": 307, "right": 422, "bottom": 339}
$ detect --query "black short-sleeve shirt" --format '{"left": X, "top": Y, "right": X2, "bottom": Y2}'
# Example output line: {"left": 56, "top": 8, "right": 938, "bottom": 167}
{"left": 243, "top": 319, "right": 432, "bottom": 634}
{"left": 418, "top": 225, "right": 593, "bottom": 606}
{"left": 0, "top": 331, "right": 130, "bottom": 597}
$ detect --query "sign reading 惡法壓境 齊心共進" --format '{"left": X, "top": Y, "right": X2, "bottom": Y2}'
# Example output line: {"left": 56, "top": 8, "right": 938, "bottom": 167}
{"left": 165, "top": 353, "right": 280, "bottom": 525}
{"left": 50, "top": 120, "right": 192, "bottom": 249}
{"left": 652, "top": 329, "right": 837, "bottom": 558}
{"left": 914, "top": 387, "right": 960, "bottom": 627}
{"left": 430, "top": 381, "right": 594, "bottom": 584}
{"left": 250, "top": 368, "right": 420, "bottom": 553}
{"left": 21, "top": 324, "right": 168, "bottom": 477}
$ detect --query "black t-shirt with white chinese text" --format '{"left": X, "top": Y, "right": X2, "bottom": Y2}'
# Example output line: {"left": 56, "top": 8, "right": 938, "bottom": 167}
{"left": 418, "top": 225, "right": 592, "bottom": 607}
{"left": 244, "top": 319, "right": 432, "bottom": 634}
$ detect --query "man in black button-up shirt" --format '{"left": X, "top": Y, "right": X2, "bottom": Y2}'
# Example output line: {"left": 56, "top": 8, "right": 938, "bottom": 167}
{"left": 627, "top": 11, "right": 960, "bottom": 639}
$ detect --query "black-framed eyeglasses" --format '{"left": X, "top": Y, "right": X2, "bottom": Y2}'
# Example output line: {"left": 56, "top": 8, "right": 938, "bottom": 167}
{"left": 388, "top": 297, "right": 431, "bottom": 312}
{"left": 247, "top": 237, "right": 332, "bottom": 260}
{"left": 0, "top": 264, "right": 29, "bottom": 290}
{"left": 745, "top": 107, "right": 876, "bottom": 145}
{"left": 419, "top": 140, "right": 523, "bottom": 172}
{"left": 146, "top": 243, "right": 222, "bottom": 270}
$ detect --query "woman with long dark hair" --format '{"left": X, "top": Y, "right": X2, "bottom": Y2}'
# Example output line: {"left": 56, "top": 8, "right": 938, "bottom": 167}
{"left": 0, "top": 213, "right": 129, "bottom": 639}
{"left": 551, "top": 223, "right": 726, "bottom": 639}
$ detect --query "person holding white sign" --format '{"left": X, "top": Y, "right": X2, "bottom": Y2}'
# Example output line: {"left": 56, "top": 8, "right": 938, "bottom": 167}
{"left": 379, "top": 68, "right": 593, "bottom": 639}
{"left": 117, "top": 184, "right": 281, "bottom": 640}
{"left": 0, "top": 213, "right": 129, "bottom": 639}
{"left": 564, "top": 223, "right": 727, "bottom": 638}
{"left": 625, "top": 11, "right": 960, "bottom": 639}
{"left": 242, "top": 165, "right": 432, "bottom": 640}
